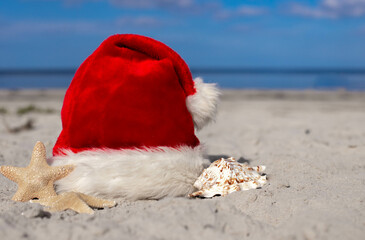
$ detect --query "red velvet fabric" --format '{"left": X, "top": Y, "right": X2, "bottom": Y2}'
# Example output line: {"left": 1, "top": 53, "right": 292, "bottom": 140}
{"left": 53, "top": 34, "right": 199, "bottom": 155}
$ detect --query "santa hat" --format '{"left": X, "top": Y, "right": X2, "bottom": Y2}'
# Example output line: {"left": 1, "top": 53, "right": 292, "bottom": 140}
{"left": 50, "top": 34, "right": 220, "bottom": 200}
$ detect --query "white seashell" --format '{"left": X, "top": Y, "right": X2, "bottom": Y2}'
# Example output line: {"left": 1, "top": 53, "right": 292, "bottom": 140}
{"left": 189, "top": 157, "right": 267, "bottom": 198}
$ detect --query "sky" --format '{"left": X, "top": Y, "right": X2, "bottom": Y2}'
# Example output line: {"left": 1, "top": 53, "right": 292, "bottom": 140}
{"left": 0, "top": 0, "right": 365, "bottom": 69}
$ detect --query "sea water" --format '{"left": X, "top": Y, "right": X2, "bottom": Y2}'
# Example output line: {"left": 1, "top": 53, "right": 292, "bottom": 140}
{"left": 0, "top": 70, "right": 364, "bottom": 90}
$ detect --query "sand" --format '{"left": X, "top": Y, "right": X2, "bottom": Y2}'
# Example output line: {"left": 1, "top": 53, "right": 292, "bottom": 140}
{"left": 0, "top": 89, "right": 364, "bottom": 239}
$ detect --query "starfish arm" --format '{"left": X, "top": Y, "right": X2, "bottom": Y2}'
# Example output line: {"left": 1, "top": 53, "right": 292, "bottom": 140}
{"left": 0, "top": 166, "right": 23, "bottom": 183}
{"left": 29, "top": 141, "right": 49, "bottom": 168}
{"left": 77, "top": 193, "right": 116, "bottom": 208}
{"left": 43, "top": 202, "right": 68, "bottom": 212}
{"left": 49, "top": 165, "right": 75, "bottom": 180}
{"left": 33, "top": 193, "right": 94, "bottom": 214}
{"left": 12, "top": 186, "right": 34, "bottom": 202}
{"left": 69, "top": 199, "right": 95, "bottom": 214}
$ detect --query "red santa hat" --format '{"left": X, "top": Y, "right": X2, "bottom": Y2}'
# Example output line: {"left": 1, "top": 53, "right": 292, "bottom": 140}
{"left": 50, "top": 34, "right": 220, "bottom": 200}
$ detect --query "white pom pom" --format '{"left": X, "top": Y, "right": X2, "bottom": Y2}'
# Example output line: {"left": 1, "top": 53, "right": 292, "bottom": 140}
{"left": 186, "top": 77, "right": 220, "bottom": 130}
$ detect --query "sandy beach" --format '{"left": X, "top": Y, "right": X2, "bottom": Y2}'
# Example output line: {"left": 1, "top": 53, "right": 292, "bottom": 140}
{"left": 0, "top": 89, "right": 364, "bottom": 239}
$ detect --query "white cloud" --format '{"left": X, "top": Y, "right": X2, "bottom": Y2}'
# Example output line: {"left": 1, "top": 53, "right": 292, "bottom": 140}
{"left": 237, "top": 6, "right": 268, "bottom": 16}
{"left": 115, "top": 16, "right": 163, "bottom": 27}
{"left": 215, "top": 5, "right": 268, "bottom": 19}
{"left": 45, "top": 0, "right": 197, "bottom": 10}
{"left": 288, "top": 0, "right": 365, "bottom": 19}
{"left": 108, "top": 0, "right": 195, "bottom": 9}
{"left": 38, "top": 0, "right": 267, "bottom": 17}
{"left": 0, "top": 20, "right": 101, "bottom": 37}
{"left": 0, "top": 17, "right": 163, "bottom": 38}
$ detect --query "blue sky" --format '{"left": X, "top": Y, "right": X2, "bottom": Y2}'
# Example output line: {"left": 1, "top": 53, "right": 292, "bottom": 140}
{"left": 0, "top": 0, "right": 365, "bottom": 68}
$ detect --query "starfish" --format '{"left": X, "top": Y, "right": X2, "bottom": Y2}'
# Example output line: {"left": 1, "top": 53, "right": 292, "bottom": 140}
{"left": 31, "top": 192, "right": 116, "bottom": 214}
{"left": 0, "top": 141, "right": 75, "bottom": 202}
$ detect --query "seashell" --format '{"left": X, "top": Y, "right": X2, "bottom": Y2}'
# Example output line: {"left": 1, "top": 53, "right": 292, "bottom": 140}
{"left": 189, "top": 157, "right": 267, "bottom": 198}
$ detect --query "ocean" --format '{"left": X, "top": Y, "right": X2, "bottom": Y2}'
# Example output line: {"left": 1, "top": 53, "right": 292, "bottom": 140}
{"left": 0, "top": 68, "right": 364, "bottom": 90}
